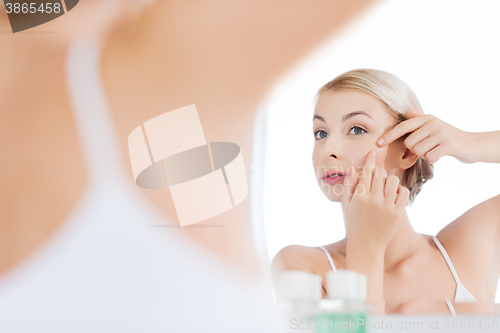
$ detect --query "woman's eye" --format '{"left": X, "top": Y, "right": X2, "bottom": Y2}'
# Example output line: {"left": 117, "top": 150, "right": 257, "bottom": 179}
{"left": 314, "top": 126, "right": 366, "bottom": 140}
{"left": 314, "top": 130, "right": 328, "bottom": 140}
{"left": 348, "top": 126, "right": 366, "bottom": 135}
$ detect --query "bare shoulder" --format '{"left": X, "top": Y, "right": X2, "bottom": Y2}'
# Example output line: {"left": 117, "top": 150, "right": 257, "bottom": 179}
{"left": 436, "top": 194, "right": 500, "bottom": 299}
{"left": 437, "top": 194, "right": 500, "bottom": 251}
{"left": 271, "top": 243, "right": 343, "bottom": 282}
{"left": 270, "top": 244, "right": 329, "bottom": 285}
{"left": 271, "top": 245, "right": 317, "bottom": 273}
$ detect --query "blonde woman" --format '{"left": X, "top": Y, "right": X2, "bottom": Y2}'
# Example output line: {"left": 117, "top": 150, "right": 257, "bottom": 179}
{"left": 271, "top": 69, "right": 500, "bottom": 315}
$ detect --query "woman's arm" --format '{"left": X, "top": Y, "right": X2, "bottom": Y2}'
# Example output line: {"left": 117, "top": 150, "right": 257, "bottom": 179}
{"left": 378, "top": 111, "right": 500, "bottom": 306}
{"left": 376, "top": 110, "right": 500, "bottom": 164}
{"left": 459, "top": 131, "right": 500, "bottom": 301}
{"left": 342, "top": 151, "right": 410, "bottom": 315}
{"left": 442, "top": 129, "right": 500, "bottom": 279}
{"left": 345, "top": 242, "right": 386, "bottom": 314}
{"left": 468, "top": 131, "right": 500, "bottom": 164}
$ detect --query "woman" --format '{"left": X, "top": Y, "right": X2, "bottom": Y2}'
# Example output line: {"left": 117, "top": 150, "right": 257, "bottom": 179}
{"left": 271, "top": 68, "right": 500, "bottom": 315}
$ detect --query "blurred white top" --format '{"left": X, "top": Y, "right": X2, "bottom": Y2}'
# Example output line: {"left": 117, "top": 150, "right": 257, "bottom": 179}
{"left": 0, "top": 33, "right": 286, "bottom": 333}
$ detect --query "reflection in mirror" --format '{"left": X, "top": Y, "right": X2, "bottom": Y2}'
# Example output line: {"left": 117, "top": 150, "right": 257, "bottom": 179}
{"left": 263, "top": 0, "right": 500, "bottom": 317}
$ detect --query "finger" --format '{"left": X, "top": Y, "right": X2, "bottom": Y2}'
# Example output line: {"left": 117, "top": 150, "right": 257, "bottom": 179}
{"left": 371, "top": 167, "right": 387, "bottom": 196}
{"left": 384, "top": 175, "right": 400, "bottom": 204}
{"left": 404, "top": 118, "right": 443, "bottom": 151}
{"left": 395, "top": 185, "right": 410, "bottom": 210}
{"left": 377, "top": 116, "right": 428, "bottom": 147}
{"left": 413, "top": 135, "right": 441, "bottom": 159}
{"left": 358, "top": 151, "right": 377, "bottom": 193}
{"left": 348, "top": 165, "right": 358, "bottom": 196}
{"left": 341, "top": 165, "right": 357, "bottom": 207}
{"left": 403, "top": 127, "right": 432, "bottom": 152}
{"left": 425, "top": 144, "right": 447, "bottom": 164}
{"left": 405, "top": 109, "right": 425, "bottom": 118}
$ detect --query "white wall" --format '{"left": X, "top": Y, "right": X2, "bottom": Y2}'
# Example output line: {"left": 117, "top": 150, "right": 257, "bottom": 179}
{"left": 262, "top": 0, "right": 500, "bottom": 303}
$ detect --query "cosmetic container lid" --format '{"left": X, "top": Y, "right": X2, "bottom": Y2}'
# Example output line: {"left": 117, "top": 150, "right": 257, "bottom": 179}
{"left": 326, "top": 269, "right": 367, "bottom": 301}
{"left": 357, "top": 273, "right": 367, "bottom": 301}
{"left": 278, "top": 270, "right": 322, "bottom": 302}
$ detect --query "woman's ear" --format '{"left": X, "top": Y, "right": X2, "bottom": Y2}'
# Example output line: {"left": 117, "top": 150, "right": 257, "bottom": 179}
{"left": 400, "top": 148, "right": 419, "bottom": 170}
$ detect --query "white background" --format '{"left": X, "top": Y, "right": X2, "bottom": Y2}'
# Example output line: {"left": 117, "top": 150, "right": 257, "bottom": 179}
{"left": 261, "top": 0, "right": 500, "bottom": 303}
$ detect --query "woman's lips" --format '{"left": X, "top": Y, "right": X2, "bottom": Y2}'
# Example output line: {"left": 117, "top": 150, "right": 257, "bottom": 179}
{"left": 322, "top": 175, "right": 346, "bottom": 185}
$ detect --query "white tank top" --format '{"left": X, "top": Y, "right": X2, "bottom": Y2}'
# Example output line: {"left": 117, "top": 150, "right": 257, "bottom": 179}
{"left": 0, "top": 33, "right": 286, "bottom": 332}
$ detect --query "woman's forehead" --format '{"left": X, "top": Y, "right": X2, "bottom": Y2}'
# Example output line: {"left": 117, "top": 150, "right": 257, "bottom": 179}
{"left": 314, "top": 90, "right": 392, "bottom": 124}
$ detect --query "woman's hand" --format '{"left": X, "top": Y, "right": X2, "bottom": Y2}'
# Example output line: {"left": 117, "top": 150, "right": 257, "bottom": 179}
{"left": 341, "top": 151, "right": 410, "bottom": 251}
{"left": 376, "top": 109, "right": 476, "bottom": 164}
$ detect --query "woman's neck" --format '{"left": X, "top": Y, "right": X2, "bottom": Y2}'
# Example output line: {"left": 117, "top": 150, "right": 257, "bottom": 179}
{"left": 382, "top": 210, "right": 429, "bottom": 272}
{"left": 339, "top": 210, "right": 429, "bottom": 273}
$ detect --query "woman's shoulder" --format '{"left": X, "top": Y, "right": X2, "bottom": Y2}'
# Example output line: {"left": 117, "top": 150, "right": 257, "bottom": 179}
{"left": 271, "top": 242, "right": 344, "bottom": 276}
{"left": 436, "top": 194, "right": 500, "bottom": 254}
{"left": 271, "top": 244, "right": 318, "bottom": 272}
{"left": 434, "top": 196, "right": 500, "bottom": 301}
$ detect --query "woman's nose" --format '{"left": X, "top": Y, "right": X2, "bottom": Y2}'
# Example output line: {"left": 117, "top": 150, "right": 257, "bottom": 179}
{"left": 320, "top": 143, "right": 338, "bottom": 160}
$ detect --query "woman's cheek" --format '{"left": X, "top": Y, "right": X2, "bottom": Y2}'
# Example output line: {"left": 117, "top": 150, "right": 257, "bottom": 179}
{"left": 351, "top": 151, "right": 371, "bottom": 169}
{"left": 312, "top": 153, "right": 324, "bottom": 178}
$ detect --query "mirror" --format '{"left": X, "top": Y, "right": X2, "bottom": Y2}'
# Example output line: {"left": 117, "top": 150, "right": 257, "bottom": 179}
{"left": 262, "top": 0, "right": 500, "bottom": 315}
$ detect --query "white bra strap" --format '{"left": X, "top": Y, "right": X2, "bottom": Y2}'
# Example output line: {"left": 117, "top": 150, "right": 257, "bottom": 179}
{"left": 432, "top": 236, "right": 462, "bottom": 285}
{"left": 444, "top": 298, "right": 457, "bottom": 316}
{"left": 317, "top": 246, "right": 337, "bottom": 273}
{"left": 65, "top": 34, "right": 128, "bottom": 184}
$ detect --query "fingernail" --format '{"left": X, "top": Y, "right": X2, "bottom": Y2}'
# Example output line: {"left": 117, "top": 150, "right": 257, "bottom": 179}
{"left": 377, "top": 138, "right": 385, "bottom": 146}
{"left": 371, "top": 151, "right": 376, "bottom": 157}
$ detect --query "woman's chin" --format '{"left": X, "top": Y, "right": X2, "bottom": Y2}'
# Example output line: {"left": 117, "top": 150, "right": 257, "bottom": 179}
{"left": 320, "top": 183, "right": 344, "bottom": 202}
{"left": 326, "top": 195, "right": 342, "bottom": 202}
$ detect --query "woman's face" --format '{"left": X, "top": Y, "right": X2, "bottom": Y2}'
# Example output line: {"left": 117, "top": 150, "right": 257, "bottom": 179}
{"left": 312, "top": 89, "right": 407, "bottom": 202}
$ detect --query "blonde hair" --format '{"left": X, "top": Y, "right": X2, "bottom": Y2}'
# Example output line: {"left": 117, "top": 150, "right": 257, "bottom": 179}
{"left": 316, "top": 68, "right": 434, "bottom": 205}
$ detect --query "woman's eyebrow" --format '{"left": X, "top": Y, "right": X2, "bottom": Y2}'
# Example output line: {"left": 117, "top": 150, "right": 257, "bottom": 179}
{"left": 313, "top": 111, "right": 374, "bottom": 123}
